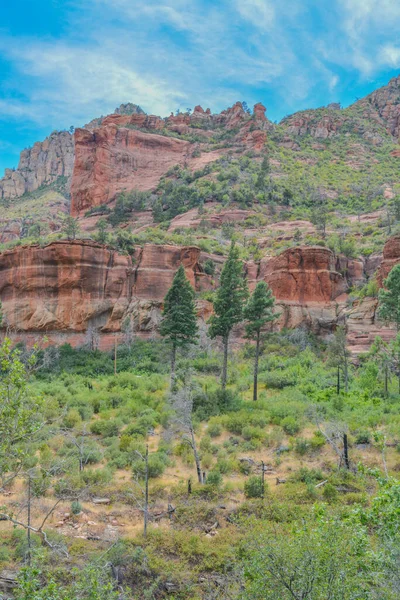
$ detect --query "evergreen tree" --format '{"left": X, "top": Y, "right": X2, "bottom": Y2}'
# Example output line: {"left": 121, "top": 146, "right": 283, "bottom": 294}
{"left": 244, "top": 282, "right": 278, "bottom": 401}
{"left": 327, "top": 326, "right": 350, "bottom": 393}
{"left": 378, "top": 264, "right": 400, "bottom": 330}
{"left": 255, "top": 155, "right": 270, "bottom": 190}
{"left": 62, "top": 215, "right": 80, "bottom": 241}
{"left": 370, "top": 336, "right": 393, "bottom": 397}
{"left": 209, "top": 242, "right": 248, "bottom": 389}
{"left": 95, "top": 219, "right": 108, "bottom": 244}
{"left": 160, "top": 266, "right": 198, "bottom": 388}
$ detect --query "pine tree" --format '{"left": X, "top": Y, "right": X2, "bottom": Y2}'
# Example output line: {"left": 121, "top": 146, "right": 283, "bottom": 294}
{"left": 209, "top": 242, "right": 248, "bottom": 389}
{"left": 378, "top": 264, "right": 400, "bottom": 330}
{"left": 62, "top": 215, "right": 80, "bottom": 241}
{"left": 160, "top": 265, "right": 198, "bottom": 388}
{"left": 244, "top": 282, "right": 278, "bottom": 401}
{"left": 327, "top": 326, "right": 350, "bottom": 393}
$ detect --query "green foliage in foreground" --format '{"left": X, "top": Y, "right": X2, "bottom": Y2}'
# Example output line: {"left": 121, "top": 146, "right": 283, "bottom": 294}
{"left": 2, "top": 324, "right": 400, "bottom": 598}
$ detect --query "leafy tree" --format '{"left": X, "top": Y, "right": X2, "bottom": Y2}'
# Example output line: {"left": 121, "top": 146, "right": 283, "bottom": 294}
{"left": 160, "top": 265, "right": 198, "bottom": 387}
{"left": 62, "top": 216, "right": 80, "bottom": 241}
{"left": 209, "top": 242, "right": 248, "bottom": 389}
{"left": 327, "top": 326, "right": 350, "bottom": 393}
{"left": 242, "top": 516, "right": 371, "bottom": 599}
{"left": 0, "top": 339, "right": 44, "bottom": 489}
{"left": 310, "top": 190, "right": 330, "bottom": 239}
{"left": 95, "top": 218, "right": 108, "bottom": 244}
{"left": 378, "top": 264, "right": 400, "bottom": 330}
{"left": 244, "top": 282, "right": 278, "bottom": 401}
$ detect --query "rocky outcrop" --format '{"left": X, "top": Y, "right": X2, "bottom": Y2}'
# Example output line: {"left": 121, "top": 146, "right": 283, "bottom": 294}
{"left": 281, "top": 111, "right": 345, "bottom": 139}
{"left": 70, "top": 127, "right": 192, "bottom": 215}
{"left": 0, "top": 239, "right": 398, "bottom": 349}
{"left": 354, "top": 75, "right": 400, "bottom": 139}
{"left": 377, "top": 235, "right": 400, "bottom": 284}
{"left": 257, "top": 246, "right": 346, "bottom": 303}
{"left": 0, "top": 241, "right": 210, "bottom": 336}
{"left": 0, "top": 131, "right": 74, "bottom": 200}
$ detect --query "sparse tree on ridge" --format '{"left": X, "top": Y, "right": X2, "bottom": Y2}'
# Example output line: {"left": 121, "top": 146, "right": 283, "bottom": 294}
{"left": 244, "top": 281, "right": 278, "bottom": 401}
{"left": 62, "top": 215, "right": 80, "bottom": 241}
{"left": 160, "top": 265, "right": 198, "bottom": 389}
{"left": 209, "top": 242, "right": 248, "bottom": 389}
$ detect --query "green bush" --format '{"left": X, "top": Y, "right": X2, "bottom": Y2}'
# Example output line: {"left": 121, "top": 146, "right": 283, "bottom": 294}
{"left": 71, "top": 500, "right": 82, "bottom": 515}
{"left": 282, "top": 416, "right": 300, "bottom": 435}
{"left": 322, "top": 483, "right": 338, "bottom": 502}
{"left": 208, "top": 422, "right": 222, "bottom": 438}
{"left": 205, "top": 471, "right": 222, "bottom": 487}
{"left": 244, "top": 475, "right": 265, "bottom": 498}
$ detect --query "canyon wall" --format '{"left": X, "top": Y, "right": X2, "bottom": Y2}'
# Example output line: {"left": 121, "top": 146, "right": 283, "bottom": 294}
{"left": 2, "top": 239, "right": 396, "bottom": 350}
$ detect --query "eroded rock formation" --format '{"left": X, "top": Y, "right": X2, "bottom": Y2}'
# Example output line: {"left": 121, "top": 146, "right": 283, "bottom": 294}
{"left": 0, "top": 131, "right": 74, "bottom": 200}
{"left": 70, "top": 127, "right": 192, "bottom": 215}
{"left": 0, "top": 241, "right": 210, "bottom": 338}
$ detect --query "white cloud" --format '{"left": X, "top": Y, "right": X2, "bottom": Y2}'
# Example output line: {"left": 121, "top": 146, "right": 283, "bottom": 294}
{"left": 235, "top": 0, "right": 275, "bottom": 30}
{"left": 0, "top": 40, "right": 187, "bottom": 126}
{"left": 379, "top": 44, "right": 400, "bottom": 68}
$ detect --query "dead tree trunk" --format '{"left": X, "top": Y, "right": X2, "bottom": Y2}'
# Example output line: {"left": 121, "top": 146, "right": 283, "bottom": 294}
{"left": 221, "top": 334, "right": 229, "bottom": 390}
{"left": 253, "top": 330, "right": 260, "bottom": 402}
{"left": 190, "top": 426, "right": 203, "bottom": 484}
{"left": 343, "top": 434, "right": 350, "bottom": 469}
{"left": 170, "top": 344, "right": 177, "bottom": 390}
{"left": 144, "top": 445, "right": 149, "bottom": 538}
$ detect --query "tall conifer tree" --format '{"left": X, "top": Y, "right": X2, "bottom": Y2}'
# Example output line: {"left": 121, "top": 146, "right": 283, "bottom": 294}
{"left": 160, "top": 265, "right": 198, "bottom": 388}
{"left": 378, "top": 264, "right": 400, "bottom": 330}
{"left": 244, "top": 281, "right": 278, "bottom": 401}
{"left": 209, "top": 242, "right": 248, "bottom": 389}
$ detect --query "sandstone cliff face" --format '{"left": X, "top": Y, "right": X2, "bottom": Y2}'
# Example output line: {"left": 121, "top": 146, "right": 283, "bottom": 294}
{"left": 0, "top": 131, "right": 74, "bottom": 200}
{"left": 70, "top": 101, "right": 270, "bottom": 215}
{"left": 70, "top": 127, "right": 192, "bottom": 215}
{"left": 0, "top": 241, "right": 209, "bottom": 336}
{"left": 0, "top": 239, "right": 398, "bottom": 349}
{"left": 377, "top": 235, "right": 400, "bottom": 284}
{"left": 259, "top": 246, "right": 346, "bottom": 303}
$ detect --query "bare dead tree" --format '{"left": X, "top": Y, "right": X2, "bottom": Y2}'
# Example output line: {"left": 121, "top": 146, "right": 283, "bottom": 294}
{"left": 60, "top": 424, "right": 101, "bottom": 472}
{"left": 308, "top": 406, "right": 351, "bottom": 469}
{"left": 84, "top": 324, "right": 100, "bottom": 351}
{"left": 0, "top": 465, "right": 84, "bottom": 558}
{"left": 127, "top": 446, "right": 150, "bottom": 538}
{"left": 168, "top": 383, "right": 203, "bottom": 484}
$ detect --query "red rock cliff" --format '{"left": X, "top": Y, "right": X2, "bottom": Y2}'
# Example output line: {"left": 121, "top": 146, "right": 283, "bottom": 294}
{"left": 0, "top": 241, "right": 208, "bottom": 335}
{"left": 70, "top": 126, "right": 192, "bottom": 215}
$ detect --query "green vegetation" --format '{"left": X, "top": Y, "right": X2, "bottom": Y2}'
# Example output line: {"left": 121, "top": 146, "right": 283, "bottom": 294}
{"left": 209, "top": 242, "right": 248, "bottom": 388}
{"left": 160, "top": 265, "right": 198, "bottom": 387}
{"left": 0, "top": 313, "right": 400, "bottom": 597}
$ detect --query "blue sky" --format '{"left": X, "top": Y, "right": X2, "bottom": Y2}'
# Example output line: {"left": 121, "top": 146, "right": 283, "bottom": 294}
{"left": 1, "top": 0, "right": 400, "bottom": 175}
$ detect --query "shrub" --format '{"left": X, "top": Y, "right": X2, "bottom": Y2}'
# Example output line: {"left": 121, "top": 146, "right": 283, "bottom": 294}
{"left": 203, "top": 258, "right": 216, "bottom": 276}
{"left": 355, "top": 430, "right": 371, "bottom": 444}
{"left": 90, "top": 419, "right": 120, "bottom": 437}
{"left": 194, "top": 388, "right": 241, "bottom": 420}
{"left": 63, "top": 409, "right": 82, "bottom": 429}
{"left": 71, "top": 501, "right": 82, "bottom": 515}
{"left": 205, "top": 471, "right": 222, "bottom": 487}
{"left": 281, "top": 416, "right": 300, "bottom": 435}
{"left": 322, "top": 483, "right": 338, "bottom": 502}
{"left": 310, "top": 431, "right": 326, "bottom": 450}
{"left": 294, "top": 438, "right": 310, "bottom": 456}
{"left": 244, "top": 476, "right": 265, "bottom": 499}
{"left": 208, "top": 422, "right": 222, "bottom": 438}
{"left": 263, "top": 373, "right": 296, "bottom": 389}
